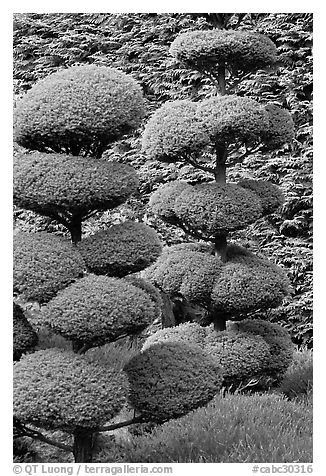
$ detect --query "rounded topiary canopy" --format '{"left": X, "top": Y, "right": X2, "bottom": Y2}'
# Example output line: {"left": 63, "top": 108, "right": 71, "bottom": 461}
{"left": 123, "top": 276, "right": 163, "bottom": 321}
{"left": 230, "top": 319, "right": 293, "bottom": 382}
{"left": 211, "top": 244, "right": 290, "bottom": 314}
{"left": 14, "top": 65, "right": 145, "bottom": 157}
{"left": 170, "top": 29, "right": 277, "bottom": 73}
{"left": 149, "top": 181, "right": 192, "bottom": 225}
{"left": 14, "top": 348, "right": 127, "bottom": 432}
{"left": 174, "top": 182, "right": 263, "bottom": 238}
{"left": 142, "top": 100, "right": 208, "bottom": 161}
{"left": 13, "top": 303, "right": 38, "bottom": 361}
{"left": 238, "top": 179, "right": 284, "bottom": 215}
{"left": 13, "top": 232, "right": 85, "bottom": 303}
{"left": 144, "top": 243, "right": 289, "bottom": 314}
{"left": 262, "top": 104, "right": 295, "bottom": 148}
{"left": 124, "top": 342, "right": 223, "bottom": 422}
{"left": 77, "top": 222, "right": 162, "bottom": 277}
{"left": 41, "top": 275, "right": 159, "bottom": 347}
{"left": 13, "top": 152, "right": 139, "bottom": 220}
{"left": 142, "top": 321, "right": 207, "bottom": 351}
{"left": 143, "top": 248, "right": 222, "bottom": 305}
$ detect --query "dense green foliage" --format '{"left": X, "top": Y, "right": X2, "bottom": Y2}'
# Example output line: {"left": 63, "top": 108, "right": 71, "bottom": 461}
{"left": 13, "top": 303, "right": 38, "bottom": 361}
{"left": 114, "top": 393, "right": 312, "bottom": 463}
{"left": 41, "top": 275, "right": 158, "bottom": 348}
{"left": 14, "top": 65, "right": 145, "bottom": 158}
{"left": 237, "top": 179, "right": 284, "bottom": 215}
{"left": 170, "top": 29, "right": 277, "bottom": 73}
{"left": 279, "top": 348, "right": 313, "bottom": 399}
{"left": 124, "top": 342, "right": 223, "bottom": 422}
{"left": 14, "top": 348, "right": 128, "bottom": 432}
{"left": 77, "top": 222, "right": 162, "bottom": 277}
{"left": 13, "top": 232, "right": 85, "bottom": 303}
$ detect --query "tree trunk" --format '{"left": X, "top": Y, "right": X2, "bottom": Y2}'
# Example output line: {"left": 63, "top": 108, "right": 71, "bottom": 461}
{"left": 160, "top": 291, "right": 175, "bottom": 328}
{"left": 214, "top": 234, "right": 228, "bottom": 262}
{"left": 69, "top": 216, "right": 82, "bottom": 244}
{"left": 217, "top": 61, "right": 226, "bottom": 95}
{"left": 73, "top": 430, "right": 95, "bottom": 463}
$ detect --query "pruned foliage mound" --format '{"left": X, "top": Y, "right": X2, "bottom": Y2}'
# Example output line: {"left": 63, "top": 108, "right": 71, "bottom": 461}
{"left": 124, "top": 342, "right": 223, "bottom": 422}
{"left": 13, "top": 152, "right": 139, "bottom": 219}
{"left": 77, "top": 222, "right": 162, "bottom": 277}
{"left": 149, "top": 181, "right": 192, "bottom": 224}
{"left": 263, "top": 104, "right": 295, "bottom": 148}
{"left": 13, "top": 232, "right": 85, "bottom": 303}
{"left": 170, "top": 29, "right": 277, "bottom": 73}
{"left": 41, "top": 275, "right": 159, "bottom": 348}
{"left": 174, "top": 183, "right": 263, "bottom": 237}
{"left": 123, "top": 276, "right": 163, "bottom": 321}
{"left": 13, "top": 303, "right": 38, "bottom": 361}
{"left": 14, "top": 348, "right": 127, "bottom": 432}
{"left": 238, "top": 179, "right": 284, "bottom": 215}
{"left": 14, "top": 65, "right": 145, "bottom": 157}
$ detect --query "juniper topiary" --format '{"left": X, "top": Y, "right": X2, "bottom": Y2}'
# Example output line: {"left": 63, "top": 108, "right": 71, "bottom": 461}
{"left": 13, "top": 63, "right": 223, "bottom": 463}
{"left": 13, "top": 303, "right": 38, "bottom": 361}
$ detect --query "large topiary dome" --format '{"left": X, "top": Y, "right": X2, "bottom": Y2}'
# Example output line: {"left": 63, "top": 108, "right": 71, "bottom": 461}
{"left": 13, "top": 303, "right": 38, "bottom": 361}
{"left": 13, "top": 231, "right": 85, "bottom": 303}
{"left": 14, "top": 348, "right": 128, "bottom": 432}
{"left": 124, "top": 342, "right": 223, "bottom": 422}
{"left": 14, "top": 65, "right": 145, "bottom": 157}
{"left": 262, "top": 104, "right": 295, "bottom": 148}
{"left": 41, "top": 275, "right": 159, "bottom": 348}
{"left": 170, "top": 29, "right": 277, "bottom": 73}
{"left": 13, "top": 152, "right": 139, "bottom": 220}
{"left": 77, "top": 221, "right": 162, "bottom": 277}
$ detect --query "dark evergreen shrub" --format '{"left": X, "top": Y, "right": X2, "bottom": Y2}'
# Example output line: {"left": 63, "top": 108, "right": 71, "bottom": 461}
{"left": 13, "top": 303, "right": 38, "bottom": 360}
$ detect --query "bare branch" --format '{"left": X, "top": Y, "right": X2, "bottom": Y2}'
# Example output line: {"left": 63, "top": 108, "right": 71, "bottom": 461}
{"left": 98, "top": 416, "right": 144, "bottom": 433}
{"left": 14, "top": 420, "right": 73, "bottom": 452}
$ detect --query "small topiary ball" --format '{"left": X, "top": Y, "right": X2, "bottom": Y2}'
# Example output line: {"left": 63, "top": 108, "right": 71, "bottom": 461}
{"left": 142, "top": 321, "right": 207, "bottom": 351}
{"left": 203, "top": 328, "right": 272, "bottom": 388}
{"left": 41, "top": 275, "right": 159, "bottom": 348}
{"left": 124, "top": 342, "right": 223, "bottom": 422}
{"left": 123, "top": 276, "right": 163, "bottom": 321}
{"left": 143, "top": 248, "right": 222, "bottom": 306}
{"left": 238, "top": 179, "right": 284, "bottom": 215}
{"left": 13, "top": 152, "right": 139, "bottom": 219}
{"left": 142, "top": 100, "right": 209, "bottom": 161}
{"left": 149, "top": 181, "right": 192, "bottom": 225}
{"left": 262, "top": 104, "right": 295, "bottom": 148}
{"left": 13, "top": 303, "right": 38, "bottom": 361}
{"left": 230, "top": 319, "right": 293, "bottom": 383}
{"left": 174, "top": 182, "right": 263, "bottom": 238}
{"left": 197, "top": 95, "right": 269, "bottom": 146}
{"left": 14, "top": 348, "right": 128, "bottom": 432}
{"left": 14, "top": 65, "right": 145, "bottom": 157}
{"left": 77, "top": 222, "right": 162, "bottom": 277}
{"left": 170, "top": 29, "right": 277, "bottom": 73}
{"left": 13, "top": 232, "right": 85, "bottom": 303}
{"left": 211, "top": 246, "right": 290, "bottom": 314}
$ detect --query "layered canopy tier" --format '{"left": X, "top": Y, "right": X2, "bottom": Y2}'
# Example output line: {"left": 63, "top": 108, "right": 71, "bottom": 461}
{"left": 149, "top": 180, "right": 284, "bottom": 238}
{"left": 142, "top": 96, "right": 294, "bottom": 163}
{"left": 14, "top": 65, "right": 145, "bottom": 157}
{"left": 143, "top": 243, "right": 290, "bottom": 315}
{"left": 170, "top": 29, "right": 278, "bottom": 74}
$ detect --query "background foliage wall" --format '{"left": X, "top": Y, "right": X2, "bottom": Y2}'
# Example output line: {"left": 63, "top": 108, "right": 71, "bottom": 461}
{"left": 13, "top": 12, "right": 313, "bottom": 347}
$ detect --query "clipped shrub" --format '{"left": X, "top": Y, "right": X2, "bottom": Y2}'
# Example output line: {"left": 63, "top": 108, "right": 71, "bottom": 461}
{"left": 149, "top": 181, "right": 192, "bottom": 224}
{"left": 197, "top": 95, "right": 269, "bottom": 146}
{"left": 143, "top": 249, "right": 222, "bottom": 306}
{"left": 13, "top": 303, "right": 38, "bottom": 361}
{"left": 142, "top": 100, "right": 209, "bottom": 161}
{"left": 211, "top": 245, "right": 290, "bottom": 314}
{"left": 170, "top": 29, "right": 277, "bottom": 73}
{"left": 116, "top": 393, "right": 312, "bottom": 463}
{"left": 77, "top": 222, "right": 162, "bottom": 277}
{"left": 123, "top": 275, "right": 163, "bottom": 321}
{"left": 41, "top": 275, "right": 158, "bottom": 348}
{"left": 279, "top": 349, "right": 313, "bottom": 400}
{"left": 230, "top": 319, "right": 294, "bottom": 383}
{"left": 263, "top": 104, "right": 295, "bottom": 148}
{"left": 174, "top": 182, "right": 263, "bottom": 237}
{"left": 124, "top": 342, "right": 223, "bottom": 422}
{"left": 13, "top": 232, "right": 85, "bottom": 303}
{"left": 13, "top": 152, "right": 139, "bottom": 219}
{"left": 14, "top": 348, "right": 127, "bottom": 432}
{"left": 14, "top": 65, "right": 145, "bottom": 157}
{"left": 238, "top": 179, "right": 284, "bottom": 215}
{"left": 142, "top": 322, "right": 207, "bottom": 351}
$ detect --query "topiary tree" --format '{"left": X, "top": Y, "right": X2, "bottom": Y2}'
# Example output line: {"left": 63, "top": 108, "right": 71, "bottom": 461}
{"left": 13, "top": 303, "right": 38, "bottom": 361}
{"left": 141, "top": 24, "right": 294, "bottom": 387}
{"left": 13, "top": 64, "right": 224, "bottom": 462}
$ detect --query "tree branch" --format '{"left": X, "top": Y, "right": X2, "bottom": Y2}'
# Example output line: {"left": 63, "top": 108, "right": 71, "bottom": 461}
{"left": 184, "top": 156, "right": 215, "bottom": 174}
{"left": 14, "top": 420, "right": 73, "bottom": 452}
{"left": 98, "top": 416, "right": 144, "bottom": 433}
